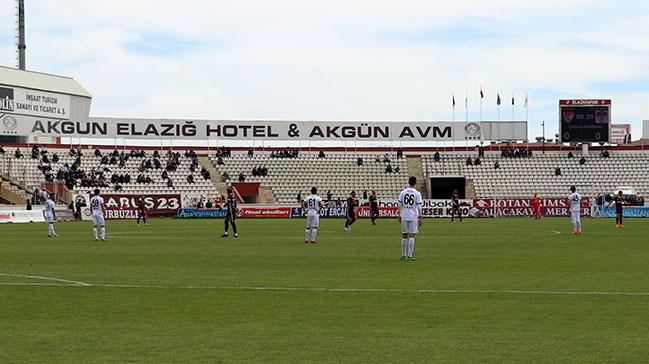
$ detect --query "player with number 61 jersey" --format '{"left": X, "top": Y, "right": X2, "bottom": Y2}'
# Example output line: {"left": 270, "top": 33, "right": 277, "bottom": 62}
{"left": 302, "top": 187, "right": 323, "bottom": 244}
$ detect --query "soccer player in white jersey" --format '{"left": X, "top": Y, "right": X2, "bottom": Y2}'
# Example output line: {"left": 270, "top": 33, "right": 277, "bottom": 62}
{"left": 42, "top": 193, "right": 58, "bottom": 237}
{"left": 398, "top": 176, "right": 423, "bottom": 261}
{"left": 90, "top": 188, "right": 107, "bottom": 241}
{"left": 568, "top": 185, "right": 582, "bottom": 235}
{"left": 302, "top": 187, "right": 324, "bottom": 244}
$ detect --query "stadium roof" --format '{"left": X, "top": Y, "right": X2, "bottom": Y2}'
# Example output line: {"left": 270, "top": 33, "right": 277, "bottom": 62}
{"left": 0, "top": 65, "right": 91, "bottom": 98}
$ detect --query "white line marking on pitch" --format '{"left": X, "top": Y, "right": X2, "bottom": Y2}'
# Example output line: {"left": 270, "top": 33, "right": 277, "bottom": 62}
{"left": 0, "top": 273, "right": 91, "bottom": 286}
{"left": 1, "top": 281, "right": 648, "bottom": 297}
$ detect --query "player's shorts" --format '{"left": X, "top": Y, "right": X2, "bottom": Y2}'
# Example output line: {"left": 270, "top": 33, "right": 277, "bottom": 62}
{"left": 137, "top": 210, "right": 146, "bottom": 218}
{"left": 347, "top": 211, "right": 356, "bottom": 220}
{"left": 370, "top": 207, "right": 379, "bottom": 215}
{"left": 44, "top": 213, "right": 54, "bottom": 223}
{"left": 401, "top": 219, "right": 419, "bottom": 234}
{"left": 225, "top": 213, "right": 235, "bottom": 222}
{"left": 92, "top": 214, "right": 106, "bottom": 226}
{"left": 306, "top": 213, "right": 320, "bottom": 228}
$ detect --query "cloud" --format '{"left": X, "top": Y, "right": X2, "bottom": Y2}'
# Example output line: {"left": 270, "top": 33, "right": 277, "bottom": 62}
{"left": 0, "top": 0, "right": 648, "bottom": 141}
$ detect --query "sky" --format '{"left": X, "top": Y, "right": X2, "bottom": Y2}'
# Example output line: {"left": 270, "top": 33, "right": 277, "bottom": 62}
{"left": 0, "top": 0, "right": 648, "bottom": 143}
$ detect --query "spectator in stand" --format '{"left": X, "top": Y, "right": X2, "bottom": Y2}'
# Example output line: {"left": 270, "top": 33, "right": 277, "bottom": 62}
{"left": 555, "top": 167, "right": 562, "bottom": 176}
{"left": 297, "top": 191, "right": 301, "bottom": 204}
{"left": 396, "top": 148, "right": 403, "bottom": 159}
{"left": 42, "top": 154, "right": 50, "bottom": 164}
{"left": 94, "top": 149, "right": 102, "bottom": 157}
{"left": 357, "top": 157, "right": 363, "bottom": 166}
{"left": 251, "top": 166, "right": 258, "bottom": 176}
{"left": 161, "top": 170, "right": 169, "bottom": 180}
{"left": 579, "top": 157, "right": 586, "bottom": 165}
{"left": 52, "top": 153, "right": 59, "bottom": 163}
{"left": 318, "top": 150, "right": 326, "bottom": 158}
{"left": 568, "top": 151, "right": 574, "bottom": 158}
{"left": 601, "top": 149, "right": 610, "bottom": 158}
{"left": 433, "top": 151, "right": 440, "bottom": 162}
{"left": 248, "top": 148, "right": 254, "bottom": 158}
{"left": 394, "top": 166, "right": 400, "bottom": 173}
{"left": 221, "top": 172, "right": 230, "bottom": 182}
{"left": 383, "top": 154, "right": 390, "bottom": 163}
{"left": 363, "top": 190, "right": 368, "bottom": 199}
{"left": 0, "top": 145, "right": 5, "bottom": 154}
{"left": 494, "top": 160, "right": 500, "bottom": 169}
{"left": 238, "top": 172, "right": 246, "bottom": 182}
{"left": 186, "top": 174, "right": 195, "bottom": 184}
{"left": 217, "top": 156, "right": 224, "bottom": 165}
{"left": 385, "top": 164, "right": 393, "bottom": 173}
{"left": 26, "top": 199, "right": 32, "bottom": 210}
{"left": 154, "top": 150, "right": 161, "bottom": 159}
{"left": 167, "top": 178, "right": 174, "bottom": 189}
{"left": 375, "top": 155, "right": 381, "bottom": 163}
{"left": 31, "top": 146, "right": 39, "bottom": 159}
{"left": 466, "top": 157, "right": 473, "bottom": 166}
{"left": 474, "top": 157, "right": 481, "bottom": 166}
{"left": 327, "top": 190, "right": 332, "bottom": 202}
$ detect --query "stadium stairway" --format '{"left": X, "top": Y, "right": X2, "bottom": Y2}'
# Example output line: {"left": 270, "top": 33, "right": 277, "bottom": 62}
{"left": 0, "top": 175, "right": 30, "bottom": 204}
{"left": 406, "top": 156, "right": 427, "bottom": 196}
{"left": 198, "top": 156, "right": 226, "bottom": 194}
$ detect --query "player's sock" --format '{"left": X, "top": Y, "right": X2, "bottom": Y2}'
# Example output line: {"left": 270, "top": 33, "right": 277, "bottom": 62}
{"left": 311, "top": 228, "right": 317, "bottom": 242}
{"left": 401, "top": 238, "right": 407, "bottom": 257}
{"left": 408, "top": 238, "right": 415, "bottom": 258}
{"left": 93, "top": 226, "right": 98, "bottom": 240}
{"left": 50, "top": 224, "right": 56, "bottom": 236}
{"left": 101, "top": 226, "right": 106, "bottom": 240}
{"left": 47, "top": 224, "right": 52, "bottom": 236}
{"left": 232, "top": 221, "right": 238, "bottom": 234}
{"left": 305, "top": 228, "right": 310, "bottom": 242}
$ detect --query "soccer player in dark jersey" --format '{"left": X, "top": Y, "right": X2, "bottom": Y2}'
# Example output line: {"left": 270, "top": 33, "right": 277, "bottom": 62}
{"left": 450, "top": 190, "right": 462, "bottom": 222}
{"left": 221, "top": 188, "right": 239, "bottom": 238}
{"left": 344, "top": 191, "right": 359, "bottom": 231}
{"left": 612, "top": 190, "right": 625, "bottom": 228}
{"left": 369, "top": 190, "right": 379, "bottom": 225}
{"left": 136, "top": 196, "right": 148, "bottom": 227}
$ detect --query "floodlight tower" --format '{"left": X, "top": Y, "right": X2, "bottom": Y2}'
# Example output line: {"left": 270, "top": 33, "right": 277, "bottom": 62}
{"left": 16, "top": 0, "right": 26, "bottom": 70}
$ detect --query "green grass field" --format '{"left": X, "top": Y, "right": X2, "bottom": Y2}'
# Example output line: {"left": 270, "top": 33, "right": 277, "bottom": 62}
{"left": 1, "top": 217, "right": 649, "bottom": 363}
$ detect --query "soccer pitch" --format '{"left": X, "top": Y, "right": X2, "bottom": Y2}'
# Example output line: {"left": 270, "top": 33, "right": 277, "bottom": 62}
{"left": 1, "top": 217, "right": 649, "bottom": 362}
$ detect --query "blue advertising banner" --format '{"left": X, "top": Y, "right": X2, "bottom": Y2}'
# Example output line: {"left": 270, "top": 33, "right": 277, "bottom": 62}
{"left": 291, "top": 207, "right": 349, "bottom": 218}
{"left": 592, "top": 206, "right": 649, "bottom": 218}
{"left": 177, "top": 208, "right": 228, "bottom": 219}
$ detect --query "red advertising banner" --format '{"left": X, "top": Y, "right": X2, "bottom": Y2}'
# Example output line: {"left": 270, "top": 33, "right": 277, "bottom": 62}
{"left": 472, "top": 197, "right": 591, "bottom": 217}
{"left": 236, "top": 207, "right": 292, "bottom": 218}
{"left": 103, "top": 194, "right": 181, "bottom": 220}
{"left": 356, "top": 207, "right": 400, "bottom": 218}
{"left": 559, "top": 99, "right": 611, "bottom": 105}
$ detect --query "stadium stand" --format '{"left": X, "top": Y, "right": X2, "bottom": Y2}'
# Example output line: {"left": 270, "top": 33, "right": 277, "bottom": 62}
{"left": 0, "top": 147, "right": 219, "bottom": 202}
{"left": 423, "top": 152, "right": 649, "bottom": 199}
{"left": 209, "top": 151, "right": 409, "bottom": 203}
